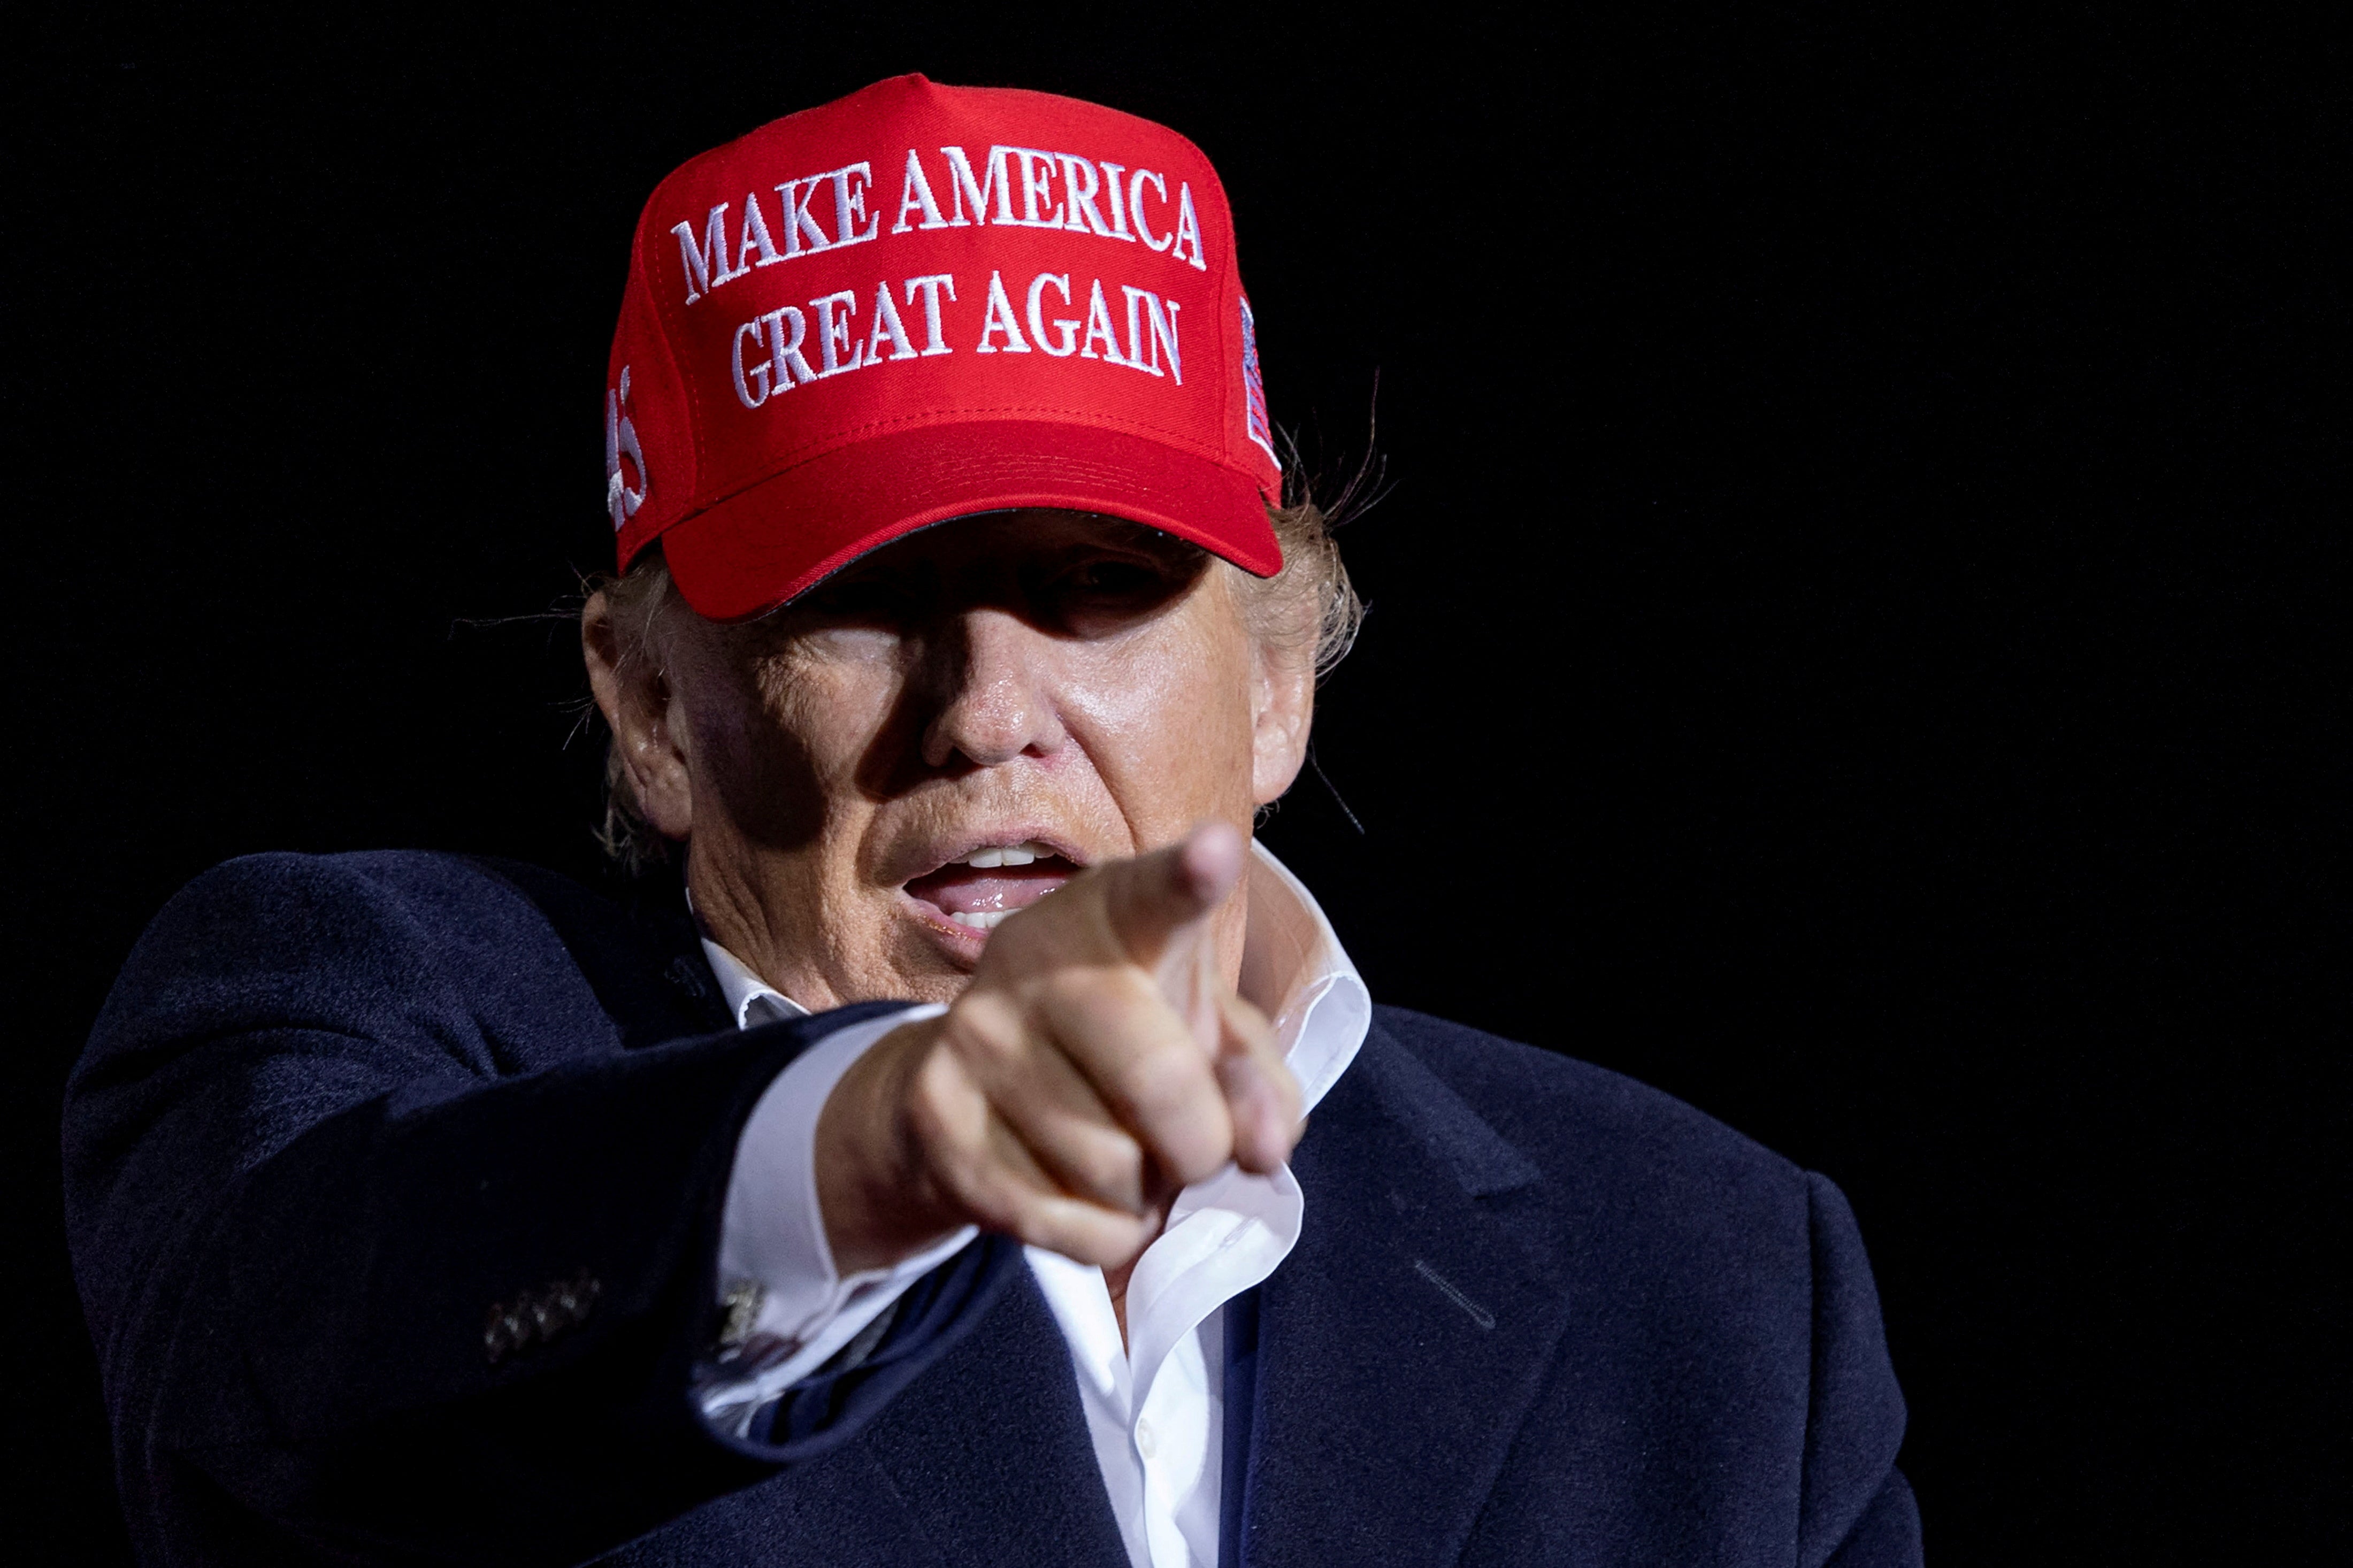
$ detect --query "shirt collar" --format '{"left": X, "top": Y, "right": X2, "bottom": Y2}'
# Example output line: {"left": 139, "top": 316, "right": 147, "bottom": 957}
{"left": 695, "top": 841, "right": 1369, "bottom": 1111}
{"left": 697, "top": 934, "right": 811, "bottom": 1029}
{"left": 1240, "top": 839, "right": 1369, "bottom": 1115}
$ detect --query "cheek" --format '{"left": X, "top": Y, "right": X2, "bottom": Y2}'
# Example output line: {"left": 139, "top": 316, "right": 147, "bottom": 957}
{"left": 1061, "top": 612, "right": 1259, "bottom": 833}
{"left": 758, "top": 643, "right": 906, "bottom": 792}
{"left": 695, "top": 643, "right": 904, "bottom": 850}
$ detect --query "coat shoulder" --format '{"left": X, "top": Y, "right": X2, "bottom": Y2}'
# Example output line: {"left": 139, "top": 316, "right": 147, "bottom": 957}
{"left": 118, "top": 848, "right": 563, "bottom": 966}
{"left": 85, "top": 849, "right": 719, "bottom": 1086}
{"left": 1363, "top": 1006, "right": 1911, "bottom": 1565}
{"left": 1367, "top": 1003, "right": 1806, "bottom": 1214}
{"left": 91, "top": 850, "right": 551, "bottom": 1032}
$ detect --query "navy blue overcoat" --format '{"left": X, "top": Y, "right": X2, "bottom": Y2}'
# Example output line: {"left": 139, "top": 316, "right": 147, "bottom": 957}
{"left": 65, "top": 851, "right": 1921, "bottom": 1565}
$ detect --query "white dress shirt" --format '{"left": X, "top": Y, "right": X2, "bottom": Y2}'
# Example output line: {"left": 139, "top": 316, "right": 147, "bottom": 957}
{"left": 700, "top": 842, "right": 1369, "bottom": 1568}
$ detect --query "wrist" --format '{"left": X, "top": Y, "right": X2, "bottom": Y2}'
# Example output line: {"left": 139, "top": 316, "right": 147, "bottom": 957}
{"left": 816, "top": 1016, "right": 957, "bottom": 1274}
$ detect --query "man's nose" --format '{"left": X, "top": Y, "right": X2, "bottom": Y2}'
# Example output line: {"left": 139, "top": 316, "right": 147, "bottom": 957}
{"left": 919, "top": 609, "right": 1069, "bottom": 770}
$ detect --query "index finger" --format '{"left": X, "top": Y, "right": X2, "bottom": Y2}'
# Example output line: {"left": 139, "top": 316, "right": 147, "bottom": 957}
{"left": 1098, "top": 820, "right": 1247, "bottom": 972}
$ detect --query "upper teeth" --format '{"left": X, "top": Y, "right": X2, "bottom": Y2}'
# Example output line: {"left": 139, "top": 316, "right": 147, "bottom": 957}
{"left": 954, "top": 841, "right": 1052, "bottom": 868}
{"left": 948, "top": 910, "right": 1014, "bottom": 930}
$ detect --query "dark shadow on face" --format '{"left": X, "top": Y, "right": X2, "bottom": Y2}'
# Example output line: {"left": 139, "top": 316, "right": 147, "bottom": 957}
{"left": 700, "top": 660, "right": 830, "bottom": 855}
{"left": 753, "top": 510, "right": 1213, "bottom": 805}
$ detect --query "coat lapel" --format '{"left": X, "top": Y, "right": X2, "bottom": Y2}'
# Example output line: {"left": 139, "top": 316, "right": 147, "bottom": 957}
{"left": 856, "top": 1263, "right": 1133, "bottom": 1567}
{"left": 1241, "top": 1023, "right": 1572, "bottom": 1567}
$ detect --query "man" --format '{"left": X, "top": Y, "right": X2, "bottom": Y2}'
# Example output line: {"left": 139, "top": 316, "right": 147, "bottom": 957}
{"left": 65, "top": 75, "right": 1920, "bottom": 1566}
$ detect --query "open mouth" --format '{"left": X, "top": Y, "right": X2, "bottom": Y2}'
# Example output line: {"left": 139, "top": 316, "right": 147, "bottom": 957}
{"left": 903, "top": 841, "right": 1082, "bottom": 933}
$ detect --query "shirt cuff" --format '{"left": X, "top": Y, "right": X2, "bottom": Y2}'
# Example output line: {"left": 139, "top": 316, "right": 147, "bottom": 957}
{"left": 709, "top": 1003, "right": 976, "bottom": 1406}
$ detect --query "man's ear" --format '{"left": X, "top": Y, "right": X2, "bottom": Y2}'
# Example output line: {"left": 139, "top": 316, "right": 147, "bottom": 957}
{"left": 1250, "top": 634, "right": 1316, "bottom": 809}
{"left": 582, "top": 589, "right": 695, "bottom": 841}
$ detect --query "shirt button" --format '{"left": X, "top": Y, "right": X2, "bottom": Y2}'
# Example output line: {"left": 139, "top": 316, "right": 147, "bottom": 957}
{"left": 1136, "top": 1418, "right": 1158, "bottom": 1459}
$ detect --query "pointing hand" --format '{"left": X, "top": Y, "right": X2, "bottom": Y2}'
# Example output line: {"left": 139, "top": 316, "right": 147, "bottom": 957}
{"left": 814, "top": 821, "right": 1301, "bottom": 1272}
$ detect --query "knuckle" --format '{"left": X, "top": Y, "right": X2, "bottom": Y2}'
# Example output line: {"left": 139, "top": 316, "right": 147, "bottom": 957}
{"left": 1128, "top": 1094, "right": 1230, "bottom": 1182}
{"left": 1037, "top": 964, "right": 1128, "bottom": 1018}
{"left": 1070, "top": 1131, "right": 1145, "bottom": 1201}
{"left": 945, "top": 995, "right": 1026, "bottom": 1064}
{"left": 1121, "top": 1038, "right": 1216, "bottom": 1116}
{"left": 1159, "top": 1143, "right": 1226, "bottom": 1188}
{"left": 933, "top": 1138, "right": 1025, "bottom": 1228}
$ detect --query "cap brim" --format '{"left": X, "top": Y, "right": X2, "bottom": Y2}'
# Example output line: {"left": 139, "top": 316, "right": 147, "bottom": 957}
{"left": 660, "top": 422, "right": 1283, "bottom": 622}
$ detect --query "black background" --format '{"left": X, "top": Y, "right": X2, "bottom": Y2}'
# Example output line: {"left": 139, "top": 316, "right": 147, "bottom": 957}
{"left": 7, "top": 6, "right": 2340, "bottom": 1561}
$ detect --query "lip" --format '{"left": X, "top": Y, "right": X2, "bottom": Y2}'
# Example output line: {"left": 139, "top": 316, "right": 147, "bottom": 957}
{"left": 890, "top": 827, "right": 1094, "bottom": 957}
{"left": 888, "top": 828, "right": 1094, "bottom": 886}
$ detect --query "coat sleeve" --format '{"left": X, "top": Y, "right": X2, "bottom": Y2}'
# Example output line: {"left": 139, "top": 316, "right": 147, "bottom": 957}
{"left": 62, "top": 852, "right": 1016, "bottom": 1566}
{"left": 1799, "top": 1172, "right": 1923, "bottom": 1568}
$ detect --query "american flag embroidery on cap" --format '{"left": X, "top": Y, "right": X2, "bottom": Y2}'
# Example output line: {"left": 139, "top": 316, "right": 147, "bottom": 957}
{"left": 1239, "top": 296, "right": 1275, "bottom": 463}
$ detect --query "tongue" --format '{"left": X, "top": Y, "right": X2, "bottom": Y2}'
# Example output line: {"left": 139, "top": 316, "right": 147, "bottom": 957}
{"left": 907, "top": 862, "right": 1074, "bottom": 916}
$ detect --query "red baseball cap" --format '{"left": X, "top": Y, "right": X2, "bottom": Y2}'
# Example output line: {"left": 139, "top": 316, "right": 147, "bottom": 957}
{"left": 603, "top": 74, "right": 1283, "bottom": 621}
